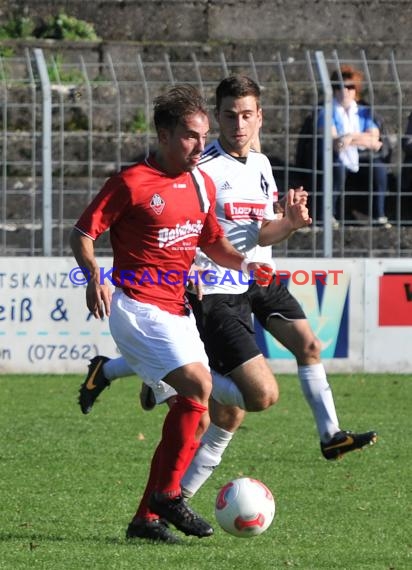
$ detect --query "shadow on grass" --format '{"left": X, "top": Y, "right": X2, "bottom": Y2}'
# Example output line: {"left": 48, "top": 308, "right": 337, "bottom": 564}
{"left": 0, "top": 530, "right": 203, "bottom": 548}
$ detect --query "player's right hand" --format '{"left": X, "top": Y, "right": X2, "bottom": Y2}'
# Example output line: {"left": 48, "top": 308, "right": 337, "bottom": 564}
{"left": 185, "top": 263, "right": 205, "bottom": 300}
{"left": 86, "top": 280, "right": 112, "bottom": 319}
{"left": 244, "top": 262, "right": 273, "bottom": 287}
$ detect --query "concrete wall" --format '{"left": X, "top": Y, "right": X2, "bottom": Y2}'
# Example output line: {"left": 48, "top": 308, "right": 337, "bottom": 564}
{"left": 1, "top": 0, "right": 411, "bottom": 53}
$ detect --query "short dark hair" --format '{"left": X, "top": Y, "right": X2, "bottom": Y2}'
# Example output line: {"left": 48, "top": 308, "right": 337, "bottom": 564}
{"left": 215, "top": 75, "right": 261, "bottom": 111}
{"left": 153, "top": 85, "right": 208, "bottom": 132}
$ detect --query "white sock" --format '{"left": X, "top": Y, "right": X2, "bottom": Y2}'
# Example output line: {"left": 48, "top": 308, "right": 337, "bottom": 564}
{"left": 103, "top": 356, "right": 134, "bottom": 381}
{"left": 298, "top": 363, "right": 340, "bottom": 442}
{"left": 103, "top": 356, "right": 175, "bottom": 405}
{"left": 181, "top": 423, "right": 234, "bottom": 498}
{"left": 211, "top": 370, "right": 246, "bottom": 409}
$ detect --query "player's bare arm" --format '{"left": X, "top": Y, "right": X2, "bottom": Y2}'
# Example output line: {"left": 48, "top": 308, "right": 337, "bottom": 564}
{"left": 69, "top": 229, "right": 112, "bottom": 319}
{"left": 200, "top": 236, "right": 245, "bottom": 270}
{"left": 201, "top": 236, "right": 272, "bottom": 275}
{"left": 258, "top": 188, "right": 312, "bottom": 246}
{"left": 201, "top": 236, "right": 273, "bottom": 288}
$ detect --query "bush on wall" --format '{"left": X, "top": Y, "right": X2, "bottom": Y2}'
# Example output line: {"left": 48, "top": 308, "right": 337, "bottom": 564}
{"left": 0, "top": 12, "right": 100, "bottom": 41}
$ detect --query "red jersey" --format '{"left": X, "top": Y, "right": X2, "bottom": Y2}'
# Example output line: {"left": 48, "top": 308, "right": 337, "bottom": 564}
{"left": 75, "top": 157, "right": 224, "bottom": 315}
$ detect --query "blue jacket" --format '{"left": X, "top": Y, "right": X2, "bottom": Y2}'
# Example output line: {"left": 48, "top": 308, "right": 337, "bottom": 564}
{"left": 318, "top": 102, "right": 378, "bottom": 135}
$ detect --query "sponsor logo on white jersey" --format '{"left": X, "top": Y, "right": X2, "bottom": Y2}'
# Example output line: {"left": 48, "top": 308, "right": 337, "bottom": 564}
{"left": 221, "top": 180, "right": 232, "bottom": 191}
{"left": 224, "top": 201, "right": 266, "bottom": 221}
{"left": 150, "top": 193, "right": 165, "bottom": 215}
{"left": 158, "top": 219, "right": 204, "bottom": 248}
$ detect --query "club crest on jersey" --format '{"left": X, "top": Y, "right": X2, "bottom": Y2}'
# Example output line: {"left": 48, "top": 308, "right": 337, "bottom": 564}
{"left": 150, "top": 193, "right": 165, "bottom": 215}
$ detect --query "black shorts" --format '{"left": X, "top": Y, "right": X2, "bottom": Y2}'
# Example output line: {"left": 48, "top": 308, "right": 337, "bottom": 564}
{"left": 188, "top": 291, "right": 257, "bottom": 375}
{"left": 187, "top": 279, "right": 306, "bottom": 376}
{"left": 246, "top": 279, "right": 307, "bottom": 328}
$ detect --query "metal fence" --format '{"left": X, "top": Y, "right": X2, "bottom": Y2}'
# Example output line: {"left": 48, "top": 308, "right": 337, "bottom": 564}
{"left": 1, "top": 48, "right": 412, "bottom": 257}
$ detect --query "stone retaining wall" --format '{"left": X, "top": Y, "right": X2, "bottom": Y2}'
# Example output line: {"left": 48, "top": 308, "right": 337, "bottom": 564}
{"left": 1, "top": 0, "right": 411, "bottom": 55}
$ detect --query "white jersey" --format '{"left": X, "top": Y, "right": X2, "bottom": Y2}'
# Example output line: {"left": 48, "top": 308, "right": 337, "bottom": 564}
{"left": 195, "top": 140, "right": 278, "bottom": 294}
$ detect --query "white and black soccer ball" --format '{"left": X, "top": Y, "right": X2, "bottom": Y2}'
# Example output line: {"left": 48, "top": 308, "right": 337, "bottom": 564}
{"left": 215, "top": 477, "right": 276, "bottom": 538}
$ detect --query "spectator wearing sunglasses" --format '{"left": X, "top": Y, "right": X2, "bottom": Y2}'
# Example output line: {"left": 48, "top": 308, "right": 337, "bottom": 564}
{"left": 318, "top": 65, "right": 390, "bottom": 228}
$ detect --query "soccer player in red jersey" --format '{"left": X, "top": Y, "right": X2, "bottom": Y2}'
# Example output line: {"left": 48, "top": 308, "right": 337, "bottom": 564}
{"left": 70, "top": 85, "right": 274, "bottom": 543}
{"left": 77, "top": 77, "right": 376, "bottom": 492}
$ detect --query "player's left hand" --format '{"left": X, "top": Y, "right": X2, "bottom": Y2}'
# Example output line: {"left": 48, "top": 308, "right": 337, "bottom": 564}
{"left": 292, "top": 186, "right": 309, "bottom": 206}
{"left": 275, "top": 186, "right": 308, "bottom": 216}
{"left": 284, "top": 188, "right": 312, "bottom": 230}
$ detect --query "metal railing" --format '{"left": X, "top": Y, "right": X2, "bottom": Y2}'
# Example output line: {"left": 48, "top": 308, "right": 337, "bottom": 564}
{"left": 1, "top": 48, "right": 411, "bottom": 257}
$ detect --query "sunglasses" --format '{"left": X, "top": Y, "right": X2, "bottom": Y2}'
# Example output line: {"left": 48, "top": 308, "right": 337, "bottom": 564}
{"left": 334, "top": 84, "right": 356, "bottom": 91}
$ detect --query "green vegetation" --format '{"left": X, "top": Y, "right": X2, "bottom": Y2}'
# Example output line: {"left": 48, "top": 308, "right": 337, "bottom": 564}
{"left": 0, "top": 16, "right": 36, "bottom": 40}
{"left": 0, "top": 12, "right": 100, "bottom": 42}
{"left": 47, "top": 53, "right": 84, "bottom": 85}
{"left": 129, "top": 110, "right": 149, "bottom": 133}
{"left": 39, "top": 13, "right": 100, "bottom": 41}
{"left": 0, "top": 373, "right": 410, "bottom": 569}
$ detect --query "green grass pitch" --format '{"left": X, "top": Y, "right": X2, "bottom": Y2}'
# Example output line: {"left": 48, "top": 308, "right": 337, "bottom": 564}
{"left": 0, "top": 373, "right": 410, "bottom": 569}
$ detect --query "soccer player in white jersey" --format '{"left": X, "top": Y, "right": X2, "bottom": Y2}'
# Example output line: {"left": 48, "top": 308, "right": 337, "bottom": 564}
{"left": 78, "top": 76, "right": 377, "bottom": 502}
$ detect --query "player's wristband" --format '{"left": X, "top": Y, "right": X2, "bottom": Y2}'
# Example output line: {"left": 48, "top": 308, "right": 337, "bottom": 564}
{"left": 241, "top": 258, "right": 253, "bottom": 275}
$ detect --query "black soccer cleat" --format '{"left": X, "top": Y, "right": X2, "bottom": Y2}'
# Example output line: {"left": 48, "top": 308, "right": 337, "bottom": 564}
{"left": 78, "top": 355, "right": 111, "bottom": 414}
{"left": 126, "top": 518, "right": 181, "bottom": 544}
{"left": 149, "top": 493, "right": 214, "bottom": 538}
{"left": 140, "top": 383, "right": 156, "bottom": 411}
{"left": 321, "top": 430, "right": 378, "bottom": 460}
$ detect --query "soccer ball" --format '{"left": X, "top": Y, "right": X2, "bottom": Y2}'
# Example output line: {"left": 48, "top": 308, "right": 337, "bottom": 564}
{"left": 215, "top": 477, "right": 276, "bottom": 538}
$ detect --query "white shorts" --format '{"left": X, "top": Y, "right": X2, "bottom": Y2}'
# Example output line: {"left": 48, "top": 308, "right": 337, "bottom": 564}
{"left": 150, "top": 380, "right": 177, "bottom": 405}
{"left": 109, "top": 289, "right": 210, "bottom": 396}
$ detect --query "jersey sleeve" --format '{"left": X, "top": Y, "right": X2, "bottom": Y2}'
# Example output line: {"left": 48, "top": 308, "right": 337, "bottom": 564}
{"left": 74, "top": 175, "right": 131, "bottom": 240}
{"left": 197, "top": 173, "right": 225, "bottom": 248}
{"left": 263, "top": 155, "right": 278, "bottom": 220}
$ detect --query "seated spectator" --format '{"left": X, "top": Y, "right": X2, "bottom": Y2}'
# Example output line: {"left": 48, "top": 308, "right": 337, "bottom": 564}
{"left": 400, "top": 111, "right": 412, "bottom": 220}
{"left": 402, "top": 111, "right": 412, "bottom": 189}
{"left": 318, "top": 64, "right": 391, "bottom": 228}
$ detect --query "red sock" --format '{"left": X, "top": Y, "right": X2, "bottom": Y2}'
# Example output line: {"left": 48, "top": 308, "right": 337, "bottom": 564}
{"left": 133, "top": 396, "right": 206, "bottom": 520}
{"left": 133, "top": 443, "right": 162, "bottom": 521}
{"left": 184, "top": 439, "right": 201, "bottom": 472}
{"left": 156, "top": 395, "right": 207, "bottom": 497}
